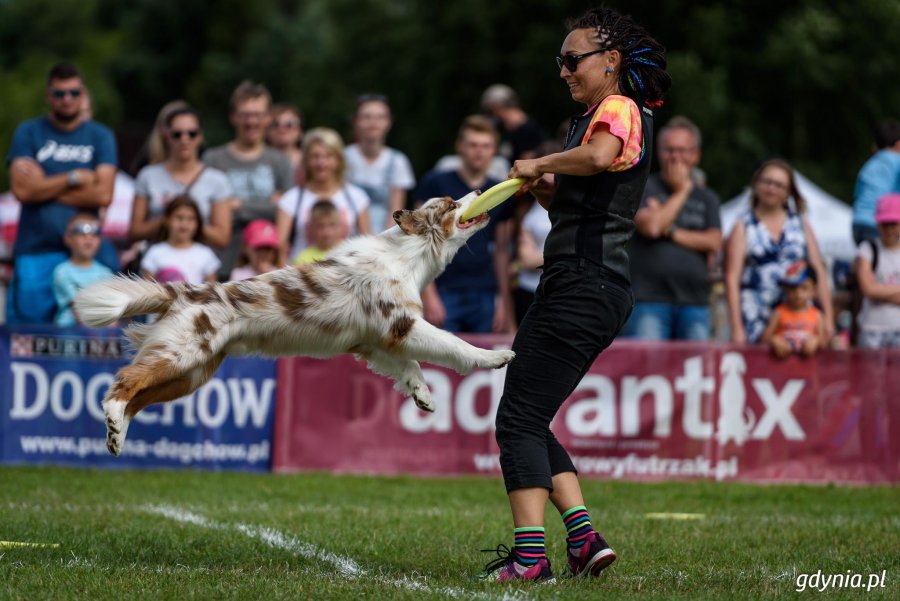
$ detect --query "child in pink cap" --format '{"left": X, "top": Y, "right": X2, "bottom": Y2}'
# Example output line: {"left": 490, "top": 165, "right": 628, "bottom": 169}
{"left": 855, "top": 193, "right": 900, "bottom": 348}
{"left": 229, "top": 219, "right": 283, "bottom": 280}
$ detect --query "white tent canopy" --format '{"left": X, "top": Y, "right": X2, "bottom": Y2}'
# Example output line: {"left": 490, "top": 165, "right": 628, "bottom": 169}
{"left": 719, "top": 171, "right": 856, "bottom": 263}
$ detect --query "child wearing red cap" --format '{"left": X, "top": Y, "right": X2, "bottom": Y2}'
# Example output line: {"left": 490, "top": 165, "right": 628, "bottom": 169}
{"left": 229, "top": 219, "right": 283, "bottom": 280}
{"left": 855, "top": 193, "right": 900, "bottom": 348}
{"left": 762, "top": 260, "right": 826, "bottom": 358}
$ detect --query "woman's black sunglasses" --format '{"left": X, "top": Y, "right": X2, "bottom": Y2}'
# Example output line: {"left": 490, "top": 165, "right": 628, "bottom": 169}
{"left": 556, "top": 48, "right": 609, "bottom": 72}
{"left": 170, "top": 129, "right": 200, "bottom": 140}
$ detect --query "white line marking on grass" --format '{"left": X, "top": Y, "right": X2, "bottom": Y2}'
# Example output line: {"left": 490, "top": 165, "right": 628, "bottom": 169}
{"left": 148, "top": 504, "right": 213, "bottom": 528}
{"left": 233, "top": 523, "right": 363, "bottom": 577}
{"left": 144, "top": 504, "right": 526, "bottom": 601}
{"left": 145, "top": 505, "right": 364, "bottom": 577}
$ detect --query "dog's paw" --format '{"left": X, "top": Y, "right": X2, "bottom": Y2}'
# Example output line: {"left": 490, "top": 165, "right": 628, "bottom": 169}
{"left": 485, "top": 350, "right": 516, "bottom": 369}
{"left": 106, "top": 433, "right": 121, "bottom": 456}
{"left": 411, "top": 382, "right": 434, "bottom": 412}
{"left": 103, "top": 400, "right": 128, "bottom": 457}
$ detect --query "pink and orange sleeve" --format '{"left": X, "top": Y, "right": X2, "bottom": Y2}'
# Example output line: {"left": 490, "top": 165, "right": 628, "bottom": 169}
{"left": 580, "top": 95, "right": 644, "bottom": 171}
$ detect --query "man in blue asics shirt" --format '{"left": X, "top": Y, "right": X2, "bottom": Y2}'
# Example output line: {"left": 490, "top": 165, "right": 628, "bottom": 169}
{"left": 7, "top": 62, "right": 118, "bottom": 323}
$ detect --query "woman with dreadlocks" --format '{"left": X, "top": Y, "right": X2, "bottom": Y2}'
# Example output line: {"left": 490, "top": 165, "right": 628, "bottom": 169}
{"left": 479, "top": 7, "right": 671, "bottom": 582}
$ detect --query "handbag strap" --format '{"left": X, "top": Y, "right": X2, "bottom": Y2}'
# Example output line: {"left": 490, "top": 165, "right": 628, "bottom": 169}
{"left": 289, "top": 186, "right": 304, "bottom": 245}
{"left": 183, "top": 166, "right": 206, "bottom": 195}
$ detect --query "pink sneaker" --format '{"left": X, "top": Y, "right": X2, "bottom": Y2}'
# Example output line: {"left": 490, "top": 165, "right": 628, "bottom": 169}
{"left": 479, "top": 544, "right": 556, "bottom": 583}
{"left": 567, "top": 532, "right": 616, "bottom": 577}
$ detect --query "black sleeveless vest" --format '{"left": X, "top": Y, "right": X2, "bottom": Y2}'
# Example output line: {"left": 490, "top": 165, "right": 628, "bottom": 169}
{"left": 543, "top": 100, "right": 655, "bottom": 284}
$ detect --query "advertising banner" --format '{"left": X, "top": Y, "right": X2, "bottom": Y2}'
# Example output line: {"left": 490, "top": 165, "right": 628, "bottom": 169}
{"left": 273, "top": 337, "right": 900, "bottom": 484}
{"left": 1, "top": 325, "right": 277, "bottom": 471}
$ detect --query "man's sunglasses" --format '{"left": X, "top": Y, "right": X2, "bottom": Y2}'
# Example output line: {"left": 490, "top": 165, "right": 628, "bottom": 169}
{"left": 67, "top": 223, "right": 101, "bottom": 236}
{"left": 51, "top": 88, "right": 83, "bottom": 100}
{"left": 170, "top": 129, "right": 200, "bottom": 140}
{"left": 556, "top": 48, "right": 609, "bottom": 72}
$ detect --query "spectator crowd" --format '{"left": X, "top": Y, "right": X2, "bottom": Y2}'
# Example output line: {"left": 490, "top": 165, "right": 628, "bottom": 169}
{"left": 2, "top": 62, "right": 899, "bottom": 353}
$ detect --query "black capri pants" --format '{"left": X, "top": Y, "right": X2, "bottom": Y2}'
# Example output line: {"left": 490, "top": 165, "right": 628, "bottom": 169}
{"left": 495, "top": 258, "right": 633, "bottom": 492}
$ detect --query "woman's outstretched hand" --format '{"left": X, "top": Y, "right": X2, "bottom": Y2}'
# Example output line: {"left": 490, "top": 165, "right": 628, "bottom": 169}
{"left": 509, "top": 159, "right": 543, "bottom": 180}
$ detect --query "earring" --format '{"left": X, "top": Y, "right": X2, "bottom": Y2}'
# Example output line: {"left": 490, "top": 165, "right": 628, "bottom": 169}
{"left": 605, "top": 67, "right": 614, "bottom": 75}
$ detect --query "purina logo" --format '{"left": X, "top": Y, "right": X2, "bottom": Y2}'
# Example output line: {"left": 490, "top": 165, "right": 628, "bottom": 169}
{"left": 10, "top": 334, "right": 33, "bottom": 358}
{"left": 401, "top": 351, "right": 806, "bottom": 444}
{"left": 9, "top": 334, "right": 123, "bottom": 360}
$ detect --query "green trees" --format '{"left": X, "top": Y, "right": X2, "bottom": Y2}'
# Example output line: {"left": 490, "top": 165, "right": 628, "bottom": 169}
{"left": 1, "top": 0, "right": 897, "bottom": 199}
{"left": 658, "top": 0, "right": 900, "bottom": 199}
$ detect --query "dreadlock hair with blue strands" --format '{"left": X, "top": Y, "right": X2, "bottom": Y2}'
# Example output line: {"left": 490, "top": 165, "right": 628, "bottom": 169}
{"left": 566, "top": 7, "right": 672, "bottom": 107}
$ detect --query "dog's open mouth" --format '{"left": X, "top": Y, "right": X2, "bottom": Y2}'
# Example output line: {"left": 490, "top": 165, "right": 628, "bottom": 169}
{"left": 458, "top": 213, "right": 489, "bottom": 229}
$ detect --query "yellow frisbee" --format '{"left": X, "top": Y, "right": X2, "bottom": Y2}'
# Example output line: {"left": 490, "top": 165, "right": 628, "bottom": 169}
{"left": 459, "top": 178, "right": 525, "bottom": 222}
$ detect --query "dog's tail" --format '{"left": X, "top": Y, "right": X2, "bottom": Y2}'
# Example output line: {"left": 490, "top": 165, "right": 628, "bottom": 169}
{"left": 74, "top": 275, "right": 177, "bottom": 326}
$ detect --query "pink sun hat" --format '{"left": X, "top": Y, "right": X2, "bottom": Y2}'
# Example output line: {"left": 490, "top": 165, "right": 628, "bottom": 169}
{"left": 875, "top": 193, "right": 900, "bottom": 224}
{"left": 243, "top": 219, "right": 280, "bottom": 249}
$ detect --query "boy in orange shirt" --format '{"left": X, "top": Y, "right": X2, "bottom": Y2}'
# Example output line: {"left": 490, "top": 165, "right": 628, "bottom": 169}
{"left": 762, "top": 260, "right": 826, "bottom": 358}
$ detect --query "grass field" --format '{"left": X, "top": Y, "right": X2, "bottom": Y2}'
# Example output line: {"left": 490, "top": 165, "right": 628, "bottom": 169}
{"left": 0, "top": 466, "right": 897, "bottom": 600}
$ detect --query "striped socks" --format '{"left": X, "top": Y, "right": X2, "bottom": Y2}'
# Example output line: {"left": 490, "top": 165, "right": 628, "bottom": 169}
{"left": 509, "top": 509, "right": 596, "bottom": 566}
{"left": 562, "top": 505, "right": 596, "bottom": 550}
{"left": 512, "top": 527, "right": 546, "bottom": 567}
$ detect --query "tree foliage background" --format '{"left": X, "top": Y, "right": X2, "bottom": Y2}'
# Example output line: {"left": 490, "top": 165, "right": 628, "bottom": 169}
{"left": 1, "top": 0, "right": 898, "bottom": 201}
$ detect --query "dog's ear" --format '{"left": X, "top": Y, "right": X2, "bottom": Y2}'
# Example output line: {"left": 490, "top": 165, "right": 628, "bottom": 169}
{"left": 393, "top": 209, "right": 427, "bottom": 235}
